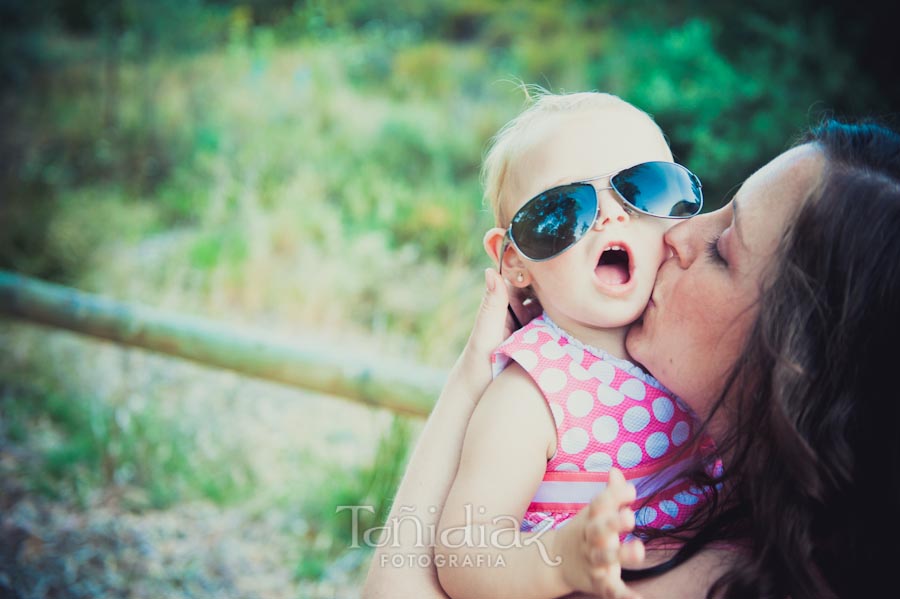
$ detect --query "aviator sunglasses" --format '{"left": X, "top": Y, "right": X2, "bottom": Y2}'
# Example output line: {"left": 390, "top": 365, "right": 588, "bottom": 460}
{"left": 501, "top": 161, "right": 703, "bottom": 265}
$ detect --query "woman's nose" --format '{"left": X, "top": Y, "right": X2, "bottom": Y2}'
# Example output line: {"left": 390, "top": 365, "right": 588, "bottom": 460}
{"left": 663, "top": 217, "right": 698, "bottom": 268}
{"left": 592, "top": 189, "right": 630, "bottom": 230}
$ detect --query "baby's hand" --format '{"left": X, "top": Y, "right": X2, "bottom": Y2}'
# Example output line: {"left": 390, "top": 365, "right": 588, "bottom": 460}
{"left": 584, "top": 468, "right": 645, "bottom": 598}
{"left": 557, "top": 468, "right": 645, "bottom": 599}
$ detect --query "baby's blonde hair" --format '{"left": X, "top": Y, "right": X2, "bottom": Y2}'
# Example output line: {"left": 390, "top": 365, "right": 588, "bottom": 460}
{"left": 482, "top": 87, "right": 669, "bottom": 226}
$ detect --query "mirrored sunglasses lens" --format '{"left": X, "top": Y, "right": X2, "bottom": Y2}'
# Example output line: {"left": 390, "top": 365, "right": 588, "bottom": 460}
{"left": 510, "top": 184, "right": 597, "bottom": 260}
{"left": 612, "top": 163, "right": 702, "bottom": 217}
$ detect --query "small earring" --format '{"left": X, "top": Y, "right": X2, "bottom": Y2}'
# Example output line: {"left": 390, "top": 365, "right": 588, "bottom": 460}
{"left": 516, "top": 272, "right": 524, "bottom": 283}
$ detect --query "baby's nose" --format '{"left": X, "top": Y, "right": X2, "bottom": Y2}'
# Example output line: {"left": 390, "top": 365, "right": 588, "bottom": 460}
{"left": 593, "top": 188, "right": 631, "bottom": 230}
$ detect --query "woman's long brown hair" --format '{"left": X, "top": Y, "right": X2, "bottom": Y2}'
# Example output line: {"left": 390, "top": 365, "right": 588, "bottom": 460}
{"left": 627, "top": 119, "right": 900, "bottom": 598}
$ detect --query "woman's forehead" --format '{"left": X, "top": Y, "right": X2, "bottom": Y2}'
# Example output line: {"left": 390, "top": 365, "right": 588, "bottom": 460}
{"left": 731, "top": 144, "right": 825, "bottom": 253}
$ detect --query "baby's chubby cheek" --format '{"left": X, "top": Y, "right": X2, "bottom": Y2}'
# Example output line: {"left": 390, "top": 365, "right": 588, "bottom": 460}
{"left": 637, "top": 236, "right": 668, "bottom": 292}
{"left": 635, "top": 222, "right": 670, "bottom": 266}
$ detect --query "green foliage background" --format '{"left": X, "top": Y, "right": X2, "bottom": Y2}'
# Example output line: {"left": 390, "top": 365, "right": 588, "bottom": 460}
{"left": 2, "top": 0, "right": 896, "bottom": 295}
{"left": 0, "top": 0, "right": 896, "bottom": 591}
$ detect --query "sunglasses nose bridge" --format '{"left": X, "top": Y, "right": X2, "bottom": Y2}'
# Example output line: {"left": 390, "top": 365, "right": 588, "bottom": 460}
{"left": 591, "top": 185, "right": 633, "bottom": 230}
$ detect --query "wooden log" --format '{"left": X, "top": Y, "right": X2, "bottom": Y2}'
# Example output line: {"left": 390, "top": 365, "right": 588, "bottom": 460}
{"left": 0, "top": 270, "right": 445, "bottom": 417}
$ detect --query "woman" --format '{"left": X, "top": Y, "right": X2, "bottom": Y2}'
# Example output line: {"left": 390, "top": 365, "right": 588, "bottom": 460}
{"left": 363, "top": 119, "right": 900, "bottom": 598}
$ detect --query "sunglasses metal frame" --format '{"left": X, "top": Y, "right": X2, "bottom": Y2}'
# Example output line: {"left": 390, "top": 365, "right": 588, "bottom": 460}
{"left": 567, "top": 161, "right": 702, "bottom": 219}
{"left": 502, "top": 161, "right": 702, "bottom": 266}
{"left": 497, "top": 161, "right": 701, "bottom": 330}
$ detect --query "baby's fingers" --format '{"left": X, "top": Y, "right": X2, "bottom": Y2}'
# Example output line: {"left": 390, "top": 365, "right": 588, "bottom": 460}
{"left": 585, "top": 506, "right": 625, "bottom": 541}
{"left": 607, "top": 468, "right": 637, "bottom": 505}
{"left": 587, "top": 532, "right": 620, "bottom": 566}
{"left": 586, "top": 502, "right": 636, "bottom": 542}
{"left": 586, "top": 532, "right": 645, "bottom": 570}
{"left": 584, "top": 515, "right": 630, "bottom": 563}
{"left": 619, "top": 538, "right": 646, "bottom": 570}
{"left": 589, "top": 470, "right": 636, "bottom": 519}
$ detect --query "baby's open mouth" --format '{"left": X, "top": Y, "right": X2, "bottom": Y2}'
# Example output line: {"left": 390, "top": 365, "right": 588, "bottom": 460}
{"left": 596, "top": 245, "right": 631, "bottom": 285}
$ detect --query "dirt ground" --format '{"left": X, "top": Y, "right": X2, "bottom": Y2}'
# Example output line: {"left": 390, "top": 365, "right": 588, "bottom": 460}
{"left": 1, "top": 321, "right": 410, "bottom": 599}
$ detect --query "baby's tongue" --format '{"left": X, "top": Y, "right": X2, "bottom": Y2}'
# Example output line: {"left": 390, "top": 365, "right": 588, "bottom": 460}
{"left": 595, "top": 263, "right": 629, "bottom": 285}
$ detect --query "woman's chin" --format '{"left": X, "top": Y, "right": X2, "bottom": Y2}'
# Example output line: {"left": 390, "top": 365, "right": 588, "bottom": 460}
{"left": 623, "top": 324, "right": 647, "bottom": 366}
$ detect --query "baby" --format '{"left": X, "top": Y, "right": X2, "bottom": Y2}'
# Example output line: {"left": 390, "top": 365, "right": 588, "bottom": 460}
{"left": 436, "top": 91, "right": 712, "bottom": 598}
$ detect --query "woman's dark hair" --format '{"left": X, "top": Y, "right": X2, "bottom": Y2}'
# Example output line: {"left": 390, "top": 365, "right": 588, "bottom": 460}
{"left": 681, "top": 119, "right": 900, "bottom": 598}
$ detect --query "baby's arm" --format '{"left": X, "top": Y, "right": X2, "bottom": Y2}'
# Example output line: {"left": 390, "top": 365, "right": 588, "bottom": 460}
{"left": 363, "top": 269, "right": 513, "bottom": 598}
{"left": 435, "top": 364, "right": 643, "bottom": 599}
{"left": 436, "top": 362, "right": 561, "bottom": 598}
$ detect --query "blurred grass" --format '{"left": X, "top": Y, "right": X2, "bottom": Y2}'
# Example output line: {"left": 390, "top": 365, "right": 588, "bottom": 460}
{"left": 286, "top": 416, "right": 412, "bottom": 581}
{"left": 0, "top": 332, "right": 256, "bottom": 511}
{"left": 0, "top": 378, "right": 255, "bottom": 510}
{"left": 3, "top": 29, "right": 503, "bottom": 363}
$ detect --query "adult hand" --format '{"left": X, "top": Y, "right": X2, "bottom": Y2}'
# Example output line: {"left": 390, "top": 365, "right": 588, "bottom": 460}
{"left": 449, "top": 268, "right": 516, "bottom": 405}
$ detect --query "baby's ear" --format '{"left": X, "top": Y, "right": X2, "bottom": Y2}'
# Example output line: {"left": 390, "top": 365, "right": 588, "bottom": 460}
{"left": 483, "top": 228, "right": 529, "bottom": 285}
{"left": 482, "top": 228, "right": 507, "bottom": 268}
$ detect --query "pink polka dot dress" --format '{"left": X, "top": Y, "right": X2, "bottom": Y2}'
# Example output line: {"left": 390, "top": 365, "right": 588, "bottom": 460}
{"left": 492, "top": 313, "right": 716, "bottom": 535}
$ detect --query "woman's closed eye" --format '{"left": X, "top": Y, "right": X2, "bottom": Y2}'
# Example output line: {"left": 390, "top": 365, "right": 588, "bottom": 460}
{"left": 706, "top": 234, "right": 728, "bottom": 266}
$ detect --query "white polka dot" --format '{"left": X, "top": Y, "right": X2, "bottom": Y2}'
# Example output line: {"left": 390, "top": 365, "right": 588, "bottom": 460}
{"left": 568, "top": 362, "right": 591, "bottom": 381}
{"left": 555, "top": 462, "right": 579, "bottom": 472}
{"left": 635, "top": 506, "right": 657, "bottom": 526}
{"left": 522, "top": 328, "right": 539, "bottom": 344}
{"left": 659, "top": 500, "right": 679, "bottom": 518}
{"left": 561, "top": 427, "right": 589, "bottom": 454}
{"left": 550, "top": 404, "right": 565, "bottom": 428}
{"left": 661, "top": 524, "right": 674, "bottom": 530}
{"left": 592, "top": 415, "right": 619, "bottom": 444}
{"left": 645, "top": 432, "right": 670, "bottom": 458}
{"left": 539, "top": 368, "right": 567, "bottom": 393}
{"left": 566, "top": 390, "right": 594, "bottom": 418}
{"left": 511, "top": 349, "right": 538, "bottom": 371}
{"left": 583, "top": 452, "right": 613, "bottom": 472}
{"left": 588, "top": 361, "right": 615, "bottom": 385}
{"left": 652, "top": 397, "right": 674, "bottom": 423}
{"left": 565, "top": 345, "right": 584, "bottom": 364}
{"left": 622, "top": 406, "right": 651, "bottom": 433}
{"left": 617, "top": 442, "right": 642, "bottom": 468}
{"left": 620, "top": 378, "right": 647, "bottom": 401}
{"left": 540, "top": 340, "right": 566, "bottom": 360}
{"left": 597, "top": 385, "right": 625, "bottom": 407}
{"left": 674, "top": 491, "right": 699, "bottom": 505}
{"left": 689, "top": 486, "right": 702, "bottom": 495}
{"left": 672, "top": 421, "right": 690, "bottom": 446}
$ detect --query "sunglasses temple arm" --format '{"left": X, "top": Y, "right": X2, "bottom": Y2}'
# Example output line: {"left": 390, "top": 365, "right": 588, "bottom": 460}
{"left": 498, "top": 233, "right": 524, "bottom": 330}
